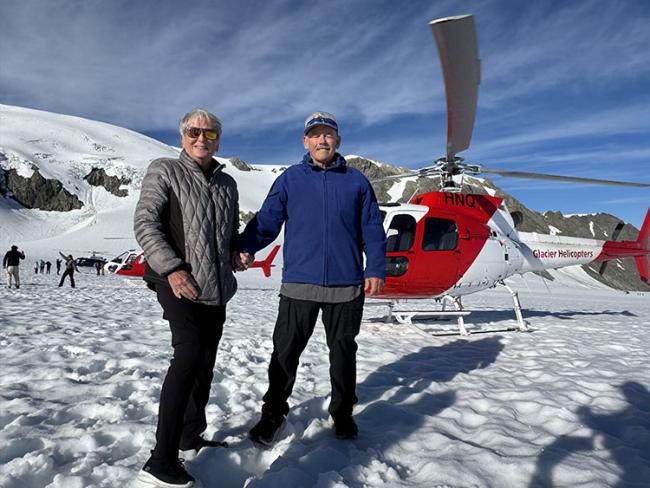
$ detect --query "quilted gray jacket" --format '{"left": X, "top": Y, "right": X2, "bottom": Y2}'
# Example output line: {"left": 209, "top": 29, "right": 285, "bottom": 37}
{"left": 134, "top": 151, "right": 239, "bottom": 305}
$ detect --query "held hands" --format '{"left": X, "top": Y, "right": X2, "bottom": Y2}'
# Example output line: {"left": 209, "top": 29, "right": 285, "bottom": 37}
{"left": 232, "top": 251, "right": 253, "bottom": 272}
{"left": 364, "top": 277, "right": 385, "bottom": 296}
{"left": 168, "top": 269, "right": 200, "bottom": 300}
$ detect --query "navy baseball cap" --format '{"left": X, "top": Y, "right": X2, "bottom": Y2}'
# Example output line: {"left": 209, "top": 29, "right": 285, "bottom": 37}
{"left": 304, "top": 112, "right": 338, "bottom": 134}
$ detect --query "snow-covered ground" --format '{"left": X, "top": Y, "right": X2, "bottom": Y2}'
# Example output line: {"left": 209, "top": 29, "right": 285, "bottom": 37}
{"left": 1, "top": 269, "right": 648, "bottom": 488}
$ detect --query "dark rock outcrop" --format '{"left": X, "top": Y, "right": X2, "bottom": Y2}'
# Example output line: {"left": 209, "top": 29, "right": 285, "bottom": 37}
{"left": 346, "top": 156, "right": 409, "bottom": 203}
{"left": 2, "top": 168, "right": 83, "bottom": 211}
{"left": 229, "top": 157, "right": 256, "bottom": 172}
{"left": 83, "top": 167, "right": 130, "bottom": 197}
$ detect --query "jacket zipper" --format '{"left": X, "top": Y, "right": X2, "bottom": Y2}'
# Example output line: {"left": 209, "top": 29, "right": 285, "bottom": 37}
{"left": 322, "top": 169, "right": 328, "bottom": 285}
{"left": 207, "top": 175, "right": 223, "bottom": 303}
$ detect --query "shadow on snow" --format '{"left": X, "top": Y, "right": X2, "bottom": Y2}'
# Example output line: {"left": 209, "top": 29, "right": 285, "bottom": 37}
{"left": 529, "top": 381, "right": 650, "bottom": 487}
{"left": 229, "top": 336, "right": 505, "bottom": 487}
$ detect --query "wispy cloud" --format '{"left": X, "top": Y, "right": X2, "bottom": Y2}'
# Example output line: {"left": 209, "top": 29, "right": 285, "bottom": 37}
{"left": 0, "top": 0, "right": 449, "bottom": 132}
{"left": 2, "top": 0, "right": 649, "bottom": 140}
{"left": 603, "top": 196, "right": 650, "bottom": 205}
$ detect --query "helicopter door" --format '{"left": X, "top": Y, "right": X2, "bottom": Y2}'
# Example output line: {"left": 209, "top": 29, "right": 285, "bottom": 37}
{"left": 384, "top": 213, "right": 419, "bottom": 288}
{"left": 415, "top": 215, "right": 461, "bottom": 295}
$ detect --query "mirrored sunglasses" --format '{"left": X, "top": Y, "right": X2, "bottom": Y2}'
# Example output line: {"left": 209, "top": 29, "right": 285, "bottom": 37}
{"left": 184, "top": 127, "right": 219, "bottom": 140}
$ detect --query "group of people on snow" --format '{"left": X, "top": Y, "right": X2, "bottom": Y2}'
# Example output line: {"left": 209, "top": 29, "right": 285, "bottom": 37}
{"left": 34, "top": 259, "right": 52, "bottom": 274}
{"left": 2, "top": 248, "right": 80, "bottom": 289}
{"left": 133, "top": 108, "right": 387, "bottom": 488}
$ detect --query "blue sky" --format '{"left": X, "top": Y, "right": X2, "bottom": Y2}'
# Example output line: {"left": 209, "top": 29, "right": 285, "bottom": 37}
{"left": 2, "top": 0, "right": 649, "bottom": 227}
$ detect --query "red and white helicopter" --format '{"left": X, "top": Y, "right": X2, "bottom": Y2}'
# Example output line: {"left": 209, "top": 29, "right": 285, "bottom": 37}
{"left": 104, "top": 245, "right": 281, "bottom": 278}
{"left": 369, "top": 15, "right": 650, "bottom": 334}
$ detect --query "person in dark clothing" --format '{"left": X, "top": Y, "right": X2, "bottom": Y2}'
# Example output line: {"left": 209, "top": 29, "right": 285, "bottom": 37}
{"left": 58, "top": 253, "right": 77, "bottom": 287}
{"left": 3, "top": 245, "right": 26, "bottom": 289}
{"left": 133, "top": 108, "right": 241, "bottom": 488}
{"left": 46, "top": 261, "right": 52, "bottom": 274}
{"left": 239, "top": 112, "right": 386, "bottom": 445}
{"left": 56, "top": 258, "right": 62, "bottom": 274}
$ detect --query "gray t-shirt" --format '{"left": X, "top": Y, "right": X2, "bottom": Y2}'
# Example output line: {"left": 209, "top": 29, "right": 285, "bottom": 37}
{"left": 280, "top": 282, "right": 362, "bottom": 303}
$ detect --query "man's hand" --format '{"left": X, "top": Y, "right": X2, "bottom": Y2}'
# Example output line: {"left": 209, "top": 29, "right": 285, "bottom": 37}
{"left": 364, "top": 277, "right": 385, "bottom": 296}
{"left": 168, "top": 269, "right": 200, "bottom": 300}
{"left": 233, "top": 251, "right": 253, "bottom": 272}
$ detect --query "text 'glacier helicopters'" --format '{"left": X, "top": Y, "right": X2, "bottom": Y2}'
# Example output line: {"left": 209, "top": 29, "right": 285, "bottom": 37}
{"left": 368, "top": 15, "right": 650, "bottom": 335}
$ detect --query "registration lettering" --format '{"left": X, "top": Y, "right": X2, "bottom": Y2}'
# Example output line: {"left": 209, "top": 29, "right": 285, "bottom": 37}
{"left": 444, "top": 193, "right": 476, "bottom": 208}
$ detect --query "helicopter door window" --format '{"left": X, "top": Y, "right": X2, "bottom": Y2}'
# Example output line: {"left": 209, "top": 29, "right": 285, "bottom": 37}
{"left": 422, "top": 218, "right": 458, "bottom": 251}
{"left": 386, "top": 214, "right": 417, "bottom": 252}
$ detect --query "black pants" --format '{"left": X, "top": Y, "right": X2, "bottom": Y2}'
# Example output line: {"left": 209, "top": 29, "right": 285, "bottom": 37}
{"left": 151, "top": 285, "right": 225, "bottom": 463}
{"left": 262, "top": 293, "right": 364, "bottom": 420}
{"left": 58, "top": 269, "right": 75, "bottom": 287}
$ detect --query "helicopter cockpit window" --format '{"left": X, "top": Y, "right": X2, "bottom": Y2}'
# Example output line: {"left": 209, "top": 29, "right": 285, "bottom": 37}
{"left": 422, "top": 218, "right": 458, "bottom": 251}
{"left": 386, "top": 214, "right": 417, "bottom": 253}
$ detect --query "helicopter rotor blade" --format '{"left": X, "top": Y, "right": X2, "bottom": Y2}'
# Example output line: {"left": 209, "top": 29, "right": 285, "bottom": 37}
{"left": 480, "top": 168, "right": 650, "bottom": 187}
{"left": 430, "top": 15, "right": 481, "bottom": 162}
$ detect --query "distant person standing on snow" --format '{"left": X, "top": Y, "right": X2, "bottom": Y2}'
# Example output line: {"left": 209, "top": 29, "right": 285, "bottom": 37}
{"left": 56, "top": 258, "right": 62, "bottom": 274}
{"left": 3, "top": 245, "right": 25, "bottom": 289}
{"left": 39, "top": 259, "right": 45, "bottom": 274}
{"left": 34, "top": 262, "right": 38, "bottom": 274}
{"left": 134, "top": 108, "right": 242, "bottom": 488}
{"left": 58, "top": 253, "right": 77, "bottom": 288}
{"left": 46, "top": 261, "right": 52, "bottom": 274}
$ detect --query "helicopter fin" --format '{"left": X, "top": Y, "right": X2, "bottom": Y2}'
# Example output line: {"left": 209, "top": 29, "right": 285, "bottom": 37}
{"left": 633, "top": 208, "right": 650, "bottom": 283}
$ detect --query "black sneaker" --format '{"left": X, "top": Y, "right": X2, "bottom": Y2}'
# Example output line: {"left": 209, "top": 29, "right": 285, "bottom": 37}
{"left": 334, "top": 415, "right": 358, "bottom": 439}
{"left": 249, "top": 412, "right": 286, "bottom": 446}
{"left": 179, "top": 436, "right": 228, "bottom": 455}
{"left": 136, "top": 458, "right": 195, "bottom": 487}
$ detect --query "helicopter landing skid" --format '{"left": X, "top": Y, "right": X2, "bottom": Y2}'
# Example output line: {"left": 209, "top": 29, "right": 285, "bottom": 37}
{"left": 364, "top": 291, "right": 531, "bottom": 337}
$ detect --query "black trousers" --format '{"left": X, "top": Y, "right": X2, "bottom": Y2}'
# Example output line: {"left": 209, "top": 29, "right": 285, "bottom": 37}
{"left": 58, "top": 269, "right": 75, "bottom": 287}
{"left": 151, "top": 285, "right": 225, "bottom": 463}
{"left": 262, "top": 293, "right": 364, "bottom": 420}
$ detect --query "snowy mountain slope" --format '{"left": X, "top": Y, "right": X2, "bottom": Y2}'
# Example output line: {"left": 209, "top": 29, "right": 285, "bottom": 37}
{"left": 0, "top": 104, "right": 285, "bottom": 261}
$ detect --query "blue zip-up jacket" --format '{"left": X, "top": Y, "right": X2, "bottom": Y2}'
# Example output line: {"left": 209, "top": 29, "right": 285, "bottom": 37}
{"left": 240, "top": 153, "right": 386, "bottom": 285}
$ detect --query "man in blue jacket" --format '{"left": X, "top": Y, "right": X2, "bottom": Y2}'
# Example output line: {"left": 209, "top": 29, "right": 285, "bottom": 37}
{"left": 239, "top": 112, "right": 386, "bottom": 445}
